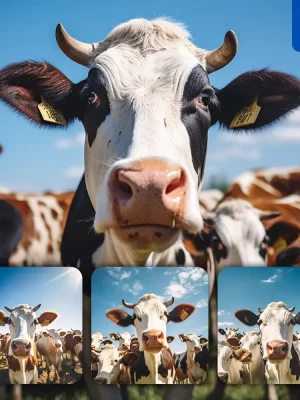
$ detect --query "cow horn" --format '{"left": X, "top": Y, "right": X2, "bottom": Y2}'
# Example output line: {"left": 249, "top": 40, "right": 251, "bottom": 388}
{"left": 288, "top": 306, "right": 295, "bottom": 313}
{"left": 204, "top": 30, "right": 238, "bottom": 73}
{"left": 57, "top": 328, "right": 61, "bottom": 331}
{"left": 32, "top": 304, "right": 41, "bottom": 312}
{"left": 163, "top": 297, "right": 175, "bottom": 307}
{"left": 258, "top": 308, "right": 264, "bottom": 313}
{"left": 122, "top": 300, "right": 135, "bottom": 309}
{"left": 4, "top": 306, "right": 14, "bottom": 313}
{"left": 236, "top": 328, "right": 239, "bottom": 332}
{"left": 55, "top": 23, "right": 99, "bottom": 67}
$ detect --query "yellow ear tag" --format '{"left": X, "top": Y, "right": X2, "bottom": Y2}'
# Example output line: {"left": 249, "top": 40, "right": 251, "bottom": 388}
{"left": 229, "top": 98, "right": 261, "bottom": 128}
{"left": 40, "top": 318, "right": 50, "bottom": 327}
{"left": 273, "top": 237, "right": 288, "bottom": 253}
{"left": 180, "top": 310, "right": 188, "bottom": 321}
{"left": 38, "top": 102, "right": 67, "bottom": 125}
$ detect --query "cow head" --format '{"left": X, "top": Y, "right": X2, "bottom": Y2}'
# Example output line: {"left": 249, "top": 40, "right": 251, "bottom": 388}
{"left": 1, "top": 19, "right": 300, "bottom": 264}
{"left": 42, "top": 328, "right": 66, "bottom": 349}
{"left": 106, "top": 294, "right": 195, "bottom": 353}
{"left": 179, "top": 333, "right": 203, "bottom": 351}
{"left": 217, "top": 340, "right": 250, "bottom": 383}
{"left": 201, "top": 199, "right": 280, "bottom": 270}
{"left": 109, "top": 331, "right": 134, "bottom": 351}
{"left": 91, "top": 332, "right": 107, "bottom": 352}
{"left": 0, "top": 304, "right": 58, "bottom": 358}
{"left": 94, "top": 344, "right": 119, "bottom": 384}
{"left": 239, "top": 331, "right": 262, "bottom": 363}
{"left": 235, "top": 302, "right": 300, "bottom": 363}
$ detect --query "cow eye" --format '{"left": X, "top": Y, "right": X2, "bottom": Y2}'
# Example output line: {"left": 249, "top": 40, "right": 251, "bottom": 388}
{"left": 290, "top": 319, "right": 296, "bottom": 326}
{"left": 199, "top": 92, "right": 211, "bottom": 106}
{"left": 7, "top": 318, "right": 12, "bottom": 325}
{"left": 87, "top": 91, "right": 99, "bottom": 105}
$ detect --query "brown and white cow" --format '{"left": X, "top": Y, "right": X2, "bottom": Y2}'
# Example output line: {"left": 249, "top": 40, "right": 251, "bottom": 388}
{"left": 0, "top": 304, "right": 58, "bottom": 384}
{"left": 36, "top": 329, "right": 67, "bottom": 382}
{"left": 1, "top": 19, "right": 300, "bottom": 273}
{"left": 62, "top": 331, "right": 83, "bottom": 364}
{"left": 106, "top": 294, "right": 195, "bottom": 383}
{"left": 235, "top": 301, "right": 300, "bottom": 384}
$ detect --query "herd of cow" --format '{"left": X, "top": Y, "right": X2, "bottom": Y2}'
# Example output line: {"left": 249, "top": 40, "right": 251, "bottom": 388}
{"left": 91, "top": 294, "right": 208, "bottom": 384}
{"left": 0, "top": 303, "right": 82, "bottom": 384}
{"left": 218, "top": 302, "right": 300, "bottom": 385}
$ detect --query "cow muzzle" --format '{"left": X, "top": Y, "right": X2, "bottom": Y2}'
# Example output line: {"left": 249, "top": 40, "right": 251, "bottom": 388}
{"left": 11, "top": 339, "right": 32, "bottom": 358}
{"left": 266, "top": 340, "right": 289, "bottom": 361}
{"left": 106, "top": 159, "right": 191, "bottom": 252}
{"left": 55, "top": 343, "right": 62, "bottom": 348}
{"left": 94, "top": 376, "right": 107, "bottom": 384}
{"left": 142, "top": 329, "right": 165, "bottom": 352}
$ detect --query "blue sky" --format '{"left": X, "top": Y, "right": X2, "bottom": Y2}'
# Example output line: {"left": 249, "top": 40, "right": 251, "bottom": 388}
{"left": 0, "top": 267, "right": 82, "bottom": 334}
{"left": 218, "top": 267, "right": 299, "bottom": 338}
{"left": 0, "top": 0, "right": 299, "bottom": 192}
{"left": 92, "top": 267, "right": 208, "bottom": 353}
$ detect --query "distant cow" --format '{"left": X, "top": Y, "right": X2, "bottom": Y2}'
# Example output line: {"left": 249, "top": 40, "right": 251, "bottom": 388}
{"left": 36, "top": 329, "right": 67, "bottom": 381}
{"left": 174, "top": 333, "right": 208, "bottom": 383}
{"left": 235, "top": 301, "right": 300, "bottom": 384}
{"left": 62, "top": 332, "right": 83, "bottom": 364}
{"left": 239, "top": 331, "right": 266, "bottom": 384}
{"left": 0, "top": 304, "right": 58, "bottom": 384}
{"left": 106, "top": 294, "right": 195, "bottom": 383}
{"left": 94, "top": 344, "right": 120, "bottom": 384}
{"left": 109, "top": 332, "right": 135, "bottom": 352}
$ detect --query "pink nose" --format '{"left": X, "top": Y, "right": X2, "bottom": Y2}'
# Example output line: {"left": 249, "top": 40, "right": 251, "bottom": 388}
{"left": 266, "top": 340, "right": 289, "bottom": 358}
{"left": 109, "top": 159, "right": 187, "bottom": 229}
{"left": 55, "top": 343, "right": 61, "bottom": 348}
{"left": 12, "top": 339, "right": 31, "bottom": 357}
{"left": 142, "top": 330, "right": 164, "bottom": 349}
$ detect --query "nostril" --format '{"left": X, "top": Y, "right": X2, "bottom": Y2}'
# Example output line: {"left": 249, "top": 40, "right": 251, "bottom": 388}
{"left": 282, "top": 343, "right": 288, "bottom": 353}
{"left": 112, "top": 170, "right": 133, "bottom": 201}
{"left": 26, "top": 343, "right": 31, "bottom": 350}
{"left": 165, "top": 170, "right": 185, "bottom": 195}
{"left": 142, "top": 333, "right": 149, "bottom": 343}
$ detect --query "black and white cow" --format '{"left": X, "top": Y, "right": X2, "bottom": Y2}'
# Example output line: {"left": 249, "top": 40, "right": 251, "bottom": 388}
{"left": 1, "top": 18, "right": 300, "bottom": 276}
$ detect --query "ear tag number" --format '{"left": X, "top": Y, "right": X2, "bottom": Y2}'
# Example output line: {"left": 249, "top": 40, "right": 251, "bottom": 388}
{"left": 229, "top": 98, "right": 261, "bottom": 128}
{"left": 38, "top": 102, "right": 67, "bottom": 125}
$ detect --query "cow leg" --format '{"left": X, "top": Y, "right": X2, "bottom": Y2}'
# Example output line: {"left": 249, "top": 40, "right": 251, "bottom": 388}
{"left": 31, "top": 368, "right": 38, "bottom": 384}
{"left": 8, "top": 370, "right": 17, "bottom": 384}
{"left": 163, "top": 386, "right": 194, "bottom": 400}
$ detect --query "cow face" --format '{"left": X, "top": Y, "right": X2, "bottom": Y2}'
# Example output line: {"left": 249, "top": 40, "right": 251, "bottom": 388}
{"left": 235, "top": 302, "right": 300, "bottom": 363}
{"left": 218, "top": 327, "right": 240, "bottom": 339}
{"left": 109, "top": 331, "right": 133, "bottom": 351}
{"left": 179, "top": 333, "right": 202, "bottom": 351}
{"left": 240, "top": 331, "right": 262, "bottom": 363}
{"left": 42, "top": 328, "right": 65, "bottom": 349}
{"left": 204, "top": 199, "right": 280, "bottom": 270}
{"left": 217, "top": 341, "right": 236, "bottom": 384}
{"left": 91, "top": 332, "right": 106, "bottom": 352}
{"left": 94, "top": 344, "right": 119, "bottom": 384}
{"left": 0, "top": 304, "right": 58, "bottom": 358}
{"left": 106, "top": 294, "right": 195, "bottom": 353}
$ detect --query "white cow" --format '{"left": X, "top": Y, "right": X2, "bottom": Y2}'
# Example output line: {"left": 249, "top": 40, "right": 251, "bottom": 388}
{"left": 109, "top": 331, "right": 134, "bottom": 352}
{"left": 0, "top": 304, "right": 58, "bottom": 384}
{"left": 106, "top": 294, "right": 196, "bottom": 383}
{"left": 218, "top": 327, "right": 243, "bottom": 340}
{"left": 174, "top": 333, "right": 208, "bottom": 383}
{"left": 91, "top": 332, "right": 107, "bottom": 352}
{"left": 240, "top": 331, "right": 266, "bottom": 384}
{"left": 235, "top": 301, "right": 300, "bottom": 384}
{"left": 94, "top": 344, "right": 120, "bottom": 384}
{"left": 36, "top": 329, "right": 67, "bottom": 381}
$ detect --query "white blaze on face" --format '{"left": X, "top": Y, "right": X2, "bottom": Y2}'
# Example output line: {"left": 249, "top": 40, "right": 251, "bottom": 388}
{"left": 183, "top": 334, "right": 201, "bottom": 351}
{"left": 225, "top": 328, "right": 239, "bottom": 339}
{"left": 258, "top": 302, "right": 295, "bottom": 360}
{"left": 8, "top": 304, "right": 39, "bottom": 357}
{"left": 84, "top": 24, "right": 207, "bottom": 235}
{"left": 47, "top": 329, "right": 63, "bottom": 349}
{"left": 95, "top": 345, "right": 119, "bottom": 384}
{"left": 118, "top": 332, "right": 132, "bottom": 350}
{"left": 212, "top": 199, "right": 267, "bottom": 269}
{"left": 132, "top": 294, "right": 168, "bottom": 351}
{"left": 240, "top": 331, "right": 261, "bottom": 358}
{"left": 91, "top": 332, "right": 104, "bottom": 351}
{"left": 218, "top": 341, "right": 234, "bottom": 376}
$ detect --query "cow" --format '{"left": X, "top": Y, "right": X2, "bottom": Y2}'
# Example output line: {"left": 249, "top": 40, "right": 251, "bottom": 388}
{"left": 36, "top": 329, "right": 67, "bottom": 382}
{"left": 0, "top": 333, "right": 10, "bottom": 360}
{"left": 91, "top": 332, "right": 107, "bottom": 352}
{"left": 94, "top": 344, "right": 120, "bottom": 384}
{"left": 239, "top": 331, "right": 266, "bottom": 384}
{"left": 235, "top": 301, "right": 300, "bottom": 384}
{"left": 218, "top": 327, "right": 242, "bottom": 340}
{"left": 109, "top": 332, "right": 135, "bottom": 353}
{"left": 0, "top": 304, "right": 58, "bottom": 384}
{"left": 0, "top": 191, "right": 74, "bottom": 266}
{"left": 1, "top": 19, "right": 300, "bottom": 275}
{"left": 174, "top": 333, "right": 208, "bottom": 383}
{"left": 62, "top": 332, "right": 83, "bottom": 365}
{"left": 105, "top": 294, "right": 195, "bottom": 383}
{"left": 217, "top": 340, "right": 251, "bottom": 384}
{"left": 0, "top": 199, "right": 23, "bottom": 265}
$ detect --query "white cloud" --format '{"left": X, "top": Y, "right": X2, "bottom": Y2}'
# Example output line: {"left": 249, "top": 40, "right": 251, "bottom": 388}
{"left": 122, "top": 280, "right": 143, "bottom": 296}
{"left": 65, "top": 166, "right": 84, "bottom": 179}
{"left": 218, "top": 321, "right": 234, "bottom": 327}
{"left": 165, "top": 282, "right": 188, "bottom": 299}
{"left": 218, "top": 310, "right": 225, "bottom": 316}
{"left": 55, "top": 133, "right": 85, "bottom": 149}
{"left": 196, "top": 300, "right": 207, "bottom": 309}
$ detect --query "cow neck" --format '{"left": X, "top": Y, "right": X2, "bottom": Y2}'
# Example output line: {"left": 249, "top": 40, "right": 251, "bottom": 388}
{"left": 144, "top": 351, "right": 162, "bottom": 383}
{"left": 186, "top": 349, "right": 197, "bottom": 369}
{"left": 247, "top": 353, "right": 265, "bottom": 384}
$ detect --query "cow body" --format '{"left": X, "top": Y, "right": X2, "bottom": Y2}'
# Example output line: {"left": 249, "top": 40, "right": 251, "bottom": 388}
{"left": 240, "top": 331, "right": 266, "bottom": 384}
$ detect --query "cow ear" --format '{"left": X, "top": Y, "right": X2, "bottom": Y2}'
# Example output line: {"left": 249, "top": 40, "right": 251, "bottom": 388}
{"left": 74, "top": 335, "right": 82, "bottom": 343}
{"left": 276, "top": 247, "right": 300, "bottom": 266}
{"left": 0, "top": 311, "right": 8, "bottom": 326}
{"left": 178, "top": 334, "right": 186, "bottom": 342}
{"left": 293, "top": 335, "right": 298, "bottom": 342}
{"left": 42, "top": 331, "right": 50, "bottom": 337}
{"left": 109, "top": 333, "right": 120, "bottom": 341}
{"left": 294, "top": 312, "right": 300, "bottom": 325}
{"left": 0, "top": 61, "right": 83, "bottom": 127}
{"left": 37, "top": 311, "right": 59, "bottom": 326}
{"left": 59, "top": 331, "right": 67, "bottom": 338}
{"left": 199, "top": 337, "right": 208, "bottom": 344}
{"left": 167, "top": 304, "right": 196, "bottom": 323}
{"left": 121, "top": 352, "right": 138, "bottom": 366}
{"left": 102, "top": 340, "right": 113, "bottom": 345}
{"left": 167, "top": 336, "right": 175, "bottom": 343}
{"left": 218, "top": 328, "right": 226, "bottom": 335}
{"left": 227, "top": 337, "right": 240, "bottom": 347}
{"left": 106, "top": 309, "right": 134, "bottom": 327}
{"left": 210, "top": 69, "right": 300, "bottom": 131}
{"left": 235, "top": 309, "right": 259, "bottom": 326}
